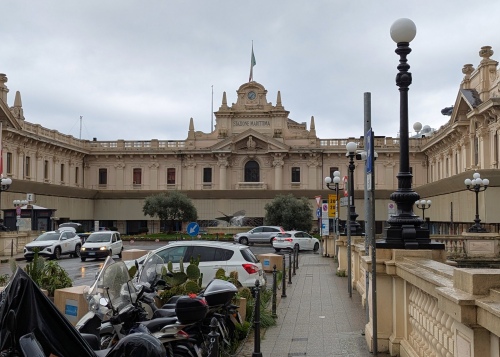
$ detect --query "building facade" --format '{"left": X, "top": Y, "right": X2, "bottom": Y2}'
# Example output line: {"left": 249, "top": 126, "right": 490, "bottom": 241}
{"left": 0, "top": 46, "right": 499, "bottom": 234}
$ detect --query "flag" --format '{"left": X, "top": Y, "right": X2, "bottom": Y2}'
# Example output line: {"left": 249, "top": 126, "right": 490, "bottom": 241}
{"left": 249, "top": 44, "right": 256, "bottom": 82}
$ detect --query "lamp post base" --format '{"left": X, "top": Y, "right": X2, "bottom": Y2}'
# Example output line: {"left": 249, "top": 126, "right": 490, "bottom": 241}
{"left": 468, "top": 225, "right": 487, "bottom": 233}
{"left": 377, "top": 224, "right": 445, "bottom": 250}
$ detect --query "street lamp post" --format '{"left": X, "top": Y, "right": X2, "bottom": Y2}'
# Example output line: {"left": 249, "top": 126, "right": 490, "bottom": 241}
{"left": 346, "top": 142, "right": 363, "bottom": 236}
{"left": 377, "top": 18, "right": 442, "bottom": 250}
{"left": 464, "top": 172, "right": 489, "bottom": 233}
{"left": 13, "top": 199, "right": 28, "bottom": 232}
{"left": 0, "top": 175, "right": 12, "bottom": 225}
{"left": 325, "top": 170, "right": 341, "bottom": 235}
{"left": 415, "top": 199, "right": 431, "bottom": 228}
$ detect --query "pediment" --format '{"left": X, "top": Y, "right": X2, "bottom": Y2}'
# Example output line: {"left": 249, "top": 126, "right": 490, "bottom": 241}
{"left": 0, "top": 100, "right": 22, "bottom": 130}
{"left": 210, "top": 129, "right": 290, "bottom": 153}
{"left": 450, "top": 90, "right": 479, "bottom": 123}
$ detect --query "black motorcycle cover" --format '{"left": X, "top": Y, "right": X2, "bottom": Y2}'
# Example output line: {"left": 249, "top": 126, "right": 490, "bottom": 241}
{"left": 0, "top": 267, "right": 96, "bottom": 356}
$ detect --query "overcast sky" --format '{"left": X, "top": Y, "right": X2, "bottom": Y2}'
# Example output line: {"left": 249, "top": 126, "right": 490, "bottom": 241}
{"left": 1, "top": 1, "right": 499, "bottom": 142}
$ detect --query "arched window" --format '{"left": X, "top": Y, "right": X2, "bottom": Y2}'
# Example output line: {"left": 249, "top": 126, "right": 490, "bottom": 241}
{"left": 244, "top": 160, "right": 260, "bottom": 182}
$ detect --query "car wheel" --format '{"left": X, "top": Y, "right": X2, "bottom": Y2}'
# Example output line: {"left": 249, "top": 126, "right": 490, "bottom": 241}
{"left": 81, "top": 257, "right": 86, "bottom": 262}
{"left": 54, "top": 247, "right": 61, "bottom": 260}
{"left": 239, "top": 237, "right": 249, "bottom": 245}
{"left": 313, "top": 242, "right": 320, "bottom": 251}
{"left": 108, "top": 249, "right": 113, "bottom": 257}
{"left": 74, "top": 244, "right": 81, "bottom": 258}
{"left": 118, "top": 248, "right": 123, "bottom": 258}
{"left": 274, "top": 248, "right": 281, "bottom": 252}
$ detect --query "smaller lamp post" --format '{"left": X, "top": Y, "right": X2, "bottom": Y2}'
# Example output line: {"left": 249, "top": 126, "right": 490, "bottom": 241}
{"left": 346, "top": 142, "right": 363, "bottom": 235}
{"left": 13, "top": 199, "right": 28, "bottom": 232}
{"left": 325, "top": 171, "right": 341, "bottom": 234}
{"left": 464, "top": 172, "right": 489, "bottom": 233}
{"left": 415, "top": 199, "right": 431, "bottom": 228}
{"left": 0, "top": 175, "right": 12, "bottom": 225}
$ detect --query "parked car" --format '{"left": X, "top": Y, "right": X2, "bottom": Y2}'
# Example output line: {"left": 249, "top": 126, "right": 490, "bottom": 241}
{"left": 80, "top": 231, "right": 123, "bottom": 261}
{"left": 272, "top": 230, "right": 320, "bottom": 252}
{"left": 77, "top": 232, "right": 91, "bottom": 244}
{"left": 125, "top": 241, "right": 266, "bottom": 288}
{"left": 24, "top": 228, "right": 81, "bottom": 261}
{"left": 233, "top": 226, "right": 285, "bottom": 245}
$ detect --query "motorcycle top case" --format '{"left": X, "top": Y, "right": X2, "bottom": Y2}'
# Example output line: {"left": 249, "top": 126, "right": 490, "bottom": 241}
{"left": 175, "top": 295, "right": 209, "bottom": 324}
{"left": 202, "top": 279, "right": 238, "bottom": 307}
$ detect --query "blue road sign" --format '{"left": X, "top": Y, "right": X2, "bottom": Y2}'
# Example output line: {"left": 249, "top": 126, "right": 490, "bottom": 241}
{"left": 316, "top": 208, "right": 321, "bottom": 218}
{"left": 187, "top": 222, "right": 200, "bottom": 236}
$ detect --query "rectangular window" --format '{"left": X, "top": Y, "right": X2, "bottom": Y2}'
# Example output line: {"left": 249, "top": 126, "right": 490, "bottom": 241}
{"left": 167, "top": 168, "right": 176, "bottom": 184}
{"left": 75, "top": 167, "right": 79, "bottom": 184}
{"left": 60, "top": 164, "right": 65, "bottom": 182}
{"left": 99, "top": 168, "right": 107, "bottom": 185}
{"left": 203, "top": 168, "right": 212, "bottom": 183}
{"left": 25, "top": 156, "right": 31, "bottom": 177}
{"left": 6, "top": 153, "right": 12, "bottom": 174}
{"left": 44, "top": 160, "right": 49, "bottom": 180}
{"left": 329, "top": 166, "right": 339, "bottom": 178}
{"left": 291, "top": 167, "right": 300, "bottom": 182}
{"left": 133, "top": 168, "right": 142, "bottom": 185}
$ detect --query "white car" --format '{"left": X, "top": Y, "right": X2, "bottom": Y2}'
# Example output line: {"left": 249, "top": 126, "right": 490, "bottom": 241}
{"left": 272, "top": 231, "right": 320, "bottom": 252}
{"left": 125, "top": 241, "right": 266, "bottom": 288}
{"left": 80, "top": 231, "right": 123, "bottom": 261}
{"left": 24, "top": 228, "right": 81, "bottom": 261}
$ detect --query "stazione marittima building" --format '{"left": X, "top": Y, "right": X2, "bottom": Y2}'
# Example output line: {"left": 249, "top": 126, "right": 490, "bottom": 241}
{"left": 0, "top": 46, "right": 499, "bottom": 235}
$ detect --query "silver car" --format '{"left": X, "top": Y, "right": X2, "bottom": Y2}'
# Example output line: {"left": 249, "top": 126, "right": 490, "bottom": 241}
{"left": 233, "top": 226, "right": 285, "bottom": 245}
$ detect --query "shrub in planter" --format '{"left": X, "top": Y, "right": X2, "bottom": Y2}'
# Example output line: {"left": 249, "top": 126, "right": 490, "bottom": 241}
{"left": 24, "top": 250, "right": 72, "bottom": 297}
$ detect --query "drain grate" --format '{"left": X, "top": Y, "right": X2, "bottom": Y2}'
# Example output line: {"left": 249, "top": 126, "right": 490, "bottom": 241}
{"left": 291, "top": 337, "right": 308, "bottom": 341}
{"left": 288, "top": 353, "right": 306, "bottom": 356}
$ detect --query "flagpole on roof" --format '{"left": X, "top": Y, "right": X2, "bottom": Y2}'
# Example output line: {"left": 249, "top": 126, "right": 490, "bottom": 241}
{"left": 249, "top": 41, "right": 256, "bottom": 82}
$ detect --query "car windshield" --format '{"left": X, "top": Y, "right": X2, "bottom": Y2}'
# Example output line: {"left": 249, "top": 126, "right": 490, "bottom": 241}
{"left": 35, "top": 232, "right": 61, "bottom": 241}
{"left": 86, "top": 234, "right": 111, "bottom": 243}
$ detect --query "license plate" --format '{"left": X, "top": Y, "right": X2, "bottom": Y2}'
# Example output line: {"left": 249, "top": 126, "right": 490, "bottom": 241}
{"left": 88, "top": 252, "right": 95, "bottom": 256}
{"left": 277, "top": 239, "right": 284, "bottom": 242}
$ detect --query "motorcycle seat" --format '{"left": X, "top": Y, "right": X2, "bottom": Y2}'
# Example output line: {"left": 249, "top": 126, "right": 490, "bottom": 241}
{"left": 140, "top": 317, "right": 178, "bottom": 333}
{"left": 152, "top": 308, "right": 176, "bottom": 319}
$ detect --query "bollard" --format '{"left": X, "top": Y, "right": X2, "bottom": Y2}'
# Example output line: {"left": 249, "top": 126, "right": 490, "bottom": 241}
{"left": 207, "top": 317, "right": 220, "bottom": 357}
{"left": 252, "top": 280, "right": 263, "bottom": 357}
{"left": 281, "top": 255, "right": 287, "bottom": 298}
{"left": 288, "top": 252, "right": 292, "bottom": 284}
{"left": 292, "top": 249, "right": 296, "bottom": 276}
{"left": 295, "top": 246, "right": 299, "bottom": 270}
{"left": 10, "top": 239, "right": 14, "bottom": 258}
{"left": 216, "top": 232, "right": 219, "bottom": 241}
{"left": 272, "top": 264, "right": 277, "bottom": 318}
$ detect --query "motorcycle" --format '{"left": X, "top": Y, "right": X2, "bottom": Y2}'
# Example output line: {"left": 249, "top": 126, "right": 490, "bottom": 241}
{"left": 0, "top": 266, "right": 165, "bottom": 357}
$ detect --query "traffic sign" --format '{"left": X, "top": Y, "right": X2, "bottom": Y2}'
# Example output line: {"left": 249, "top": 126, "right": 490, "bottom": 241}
{"left": 316, "top": 208, "right": 321, "bottom": 218}
{"left": 187, "top": 222, "right": 200, "bottom": 236}
{"left": 366, "top": 129, "right": 373, "bottom": 173}
{"left": 328, "top": 194, "right": 337, "bottom": 218}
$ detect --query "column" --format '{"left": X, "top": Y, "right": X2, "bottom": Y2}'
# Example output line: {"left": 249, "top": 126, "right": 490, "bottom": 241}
{"left": 217, "top": 154, "right": 229, "bottom": 190}
{"left": 272, "top": 154, "right": 284, "bottom": 190}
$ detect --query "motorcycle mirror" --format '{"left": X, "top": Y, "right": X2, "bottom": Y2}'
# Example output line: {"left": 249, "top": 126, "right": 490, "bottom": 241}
{"left": 155, "top": 279, "right": 166, "bottom": 288}
{"left": 99, "top": 297, "right": 109, "bottom": 306}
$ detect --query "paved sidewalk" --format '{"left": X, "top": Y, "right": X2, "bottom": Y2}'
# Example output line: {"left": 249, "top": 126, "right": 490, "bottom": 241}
{"left": 259, "top": 252, "right": 377, "bottom": 357}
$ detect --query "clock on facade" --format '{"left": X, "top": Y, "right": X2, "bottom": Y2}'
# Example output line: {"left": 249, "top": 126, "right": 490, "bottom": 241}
{"left": 247, "top": 91, "right": 256, "bottom": 100}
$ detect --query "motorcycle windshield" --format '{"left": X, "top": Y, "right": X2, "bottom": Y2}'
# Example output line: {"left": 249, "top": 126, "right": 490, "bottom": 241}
{"left": 84, "top": 255, "right": 117, "bottom": 303}
{"left": 101, "top": 260, "right": 136, "bottom": 312}
{"left": 0, "top": 267, "right": 97, "bottom": 356}
{"left": 138, "top": 253, "right": 165, "bottom": 287}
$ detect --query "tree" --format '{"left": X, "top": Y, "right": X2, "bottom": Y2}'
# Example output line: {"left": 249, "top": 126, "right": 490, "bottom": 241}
{"left": 143, "top": 191, "right": 198, "bottom": 232}
{"left": 264, "top": 194, "right": 313, "bottom": 232}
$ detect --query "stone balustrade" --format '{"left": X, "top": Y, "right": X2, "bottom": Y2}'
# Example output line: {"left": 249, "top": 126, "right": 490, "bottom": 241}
{"left": 335, "top": 236, "right": 500, "bottom": 356}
